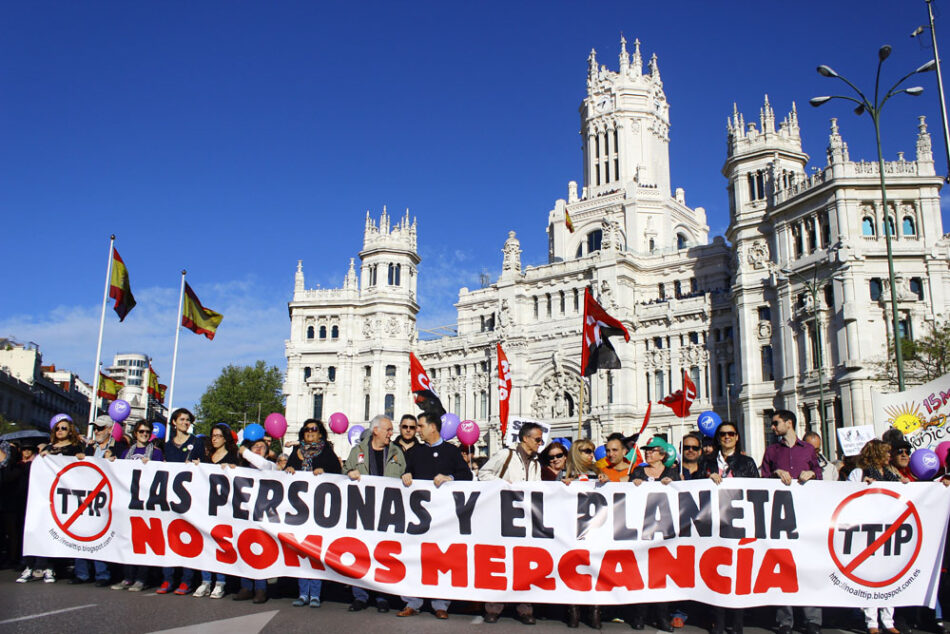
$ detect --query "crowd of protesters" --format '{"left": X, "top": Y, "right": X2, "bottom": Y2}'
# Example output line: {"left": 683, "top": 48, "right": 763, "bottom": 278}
{"left": 2, "top": 406, "right": 950, "bottom": 633}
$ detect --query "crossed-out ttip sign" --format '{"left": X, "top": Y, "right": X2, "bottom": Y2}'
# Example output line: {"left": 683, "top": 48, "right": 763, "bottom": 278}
{"left": 49, "top": 461, "right": 113, "bottom": 542}
{"left": 828, "top": 488, "right": 923, "bottom": 588}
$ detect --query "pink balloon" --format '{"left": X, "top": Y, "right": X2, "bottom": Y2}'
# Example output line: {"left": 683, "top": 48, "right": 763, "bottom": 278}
{"left": 457, "top": 420, "right": 480, "bottom": 446}
{"left": 111, "top": 423, "right": 124, "bottom": 442}
{"left": 264, "top": 412, "right": 288, "bottom": 439}
{"left": 328, "top": 412, "right": 349, "bottom": 434}
{"left": 936, "top": 441, "right": 950, "bottom": 468}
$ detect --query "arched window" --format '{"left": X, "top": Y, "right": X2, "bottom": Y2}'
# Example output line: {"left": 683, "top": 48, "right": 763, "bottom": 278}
{"left": 573, "top": 288, "right": 580, "bottom": 311}
{"left": 576, "top": 244, "right": 584, "bottom": 258}
{"left": 384, "top": 394, "right": 395, "bottom": 419}
{"left": 306, "top": 326, "right": 314, "bottom": 340}
{"left": 331, "top": 325, "right": 339, "bottom": 339}
{"left": 587, "top": 229, "right": 602, "bottom": 253}
{"left": 533, "top": 296, "right": 539, "bottom": 318}
{"left": 869, "top": 278, "right": 883, "bottom": 301}
{"left": 793, "top": 225, "right": 804, "bottom": 256}
{"left": 649, "top": 238, "right": 655, "bottom": 252}
{"left": 319, "top": 326, "right": 327, "bottom": 339}
{"left": 545, "top": 293, "right": 552, "bottom": 317}
{"left": 903, "top": 216, "right": 916, "bottom": 236}
{"left": 328, "top": 366, "right": 336, "bottom": 382}
{"left": 559, "top": 290, "right": 566, "bottom": 314}
{"left": 676, "top": 233, "right": 687, "bottom": 250}
{"left": 862, "top": 217, "right": 876, "bottom": 236}
{"left": 454, "top": 394, "right": 461, "bottom": 416}
{"left": 885, "top": 217, "right": 895, "bottom": 236}
{"left": 304, "top": 367, "right": 311, "bottom": 380}
{"left": 690, "top": 367, "right": 702, "bottom": 399}
{"left": 388, "top": 263, "right": 401, "bottom": 286}
{"left": 910, "top": 277, "right": 924, "bottom": 300}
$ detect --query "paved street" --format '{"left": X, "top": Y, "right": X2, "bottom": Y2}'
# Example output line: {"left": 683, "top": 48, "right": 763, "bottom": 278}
{"left": 0, "top": 569, "right": 922, "bottom": 634}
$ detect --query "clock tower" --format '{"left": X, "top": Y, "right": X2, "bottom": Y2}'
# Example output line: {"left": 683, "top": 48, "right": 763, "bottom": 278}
{"left": 581, "top": 36, "right": 672, "bottom": 198}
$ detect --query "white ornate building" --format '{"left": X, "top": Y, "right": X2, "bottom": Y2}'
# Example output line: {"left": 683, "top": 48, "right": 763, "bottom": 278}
{"left": 284, "top": 36, "right": 949, "bottom": 460}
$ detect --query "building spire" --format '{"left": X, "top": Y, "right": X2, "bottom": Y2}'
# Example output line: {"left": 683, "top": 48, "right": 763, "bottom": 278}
{"left": 619, "top": 34, "right": 629, "bottom": 74}
{"left": 294, "top": 259, "right": 305, "bottom": 293}
{"left": 827, "top": 117, "right": 850, "bottom": 164}
{"left": 760, "top": 94, "right": 775, "bottom": 133}
{"left": 648, "top": 52, "right": 660, "bottom": 79}
{"left": 917, "top": 115, "right": 934, "bottom": 162}
{"left": 631, "top": 38, "right": 642, "bottom": 77}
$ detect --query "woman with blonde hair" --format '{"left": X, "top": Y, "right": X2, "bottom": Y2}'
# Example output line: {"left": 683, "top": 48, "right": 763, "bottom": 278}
{"left": 849, "top": 439, "right": 902, "bottom": 634}
{"left": 562, "top": 439, "right": 606, "bottom": 628}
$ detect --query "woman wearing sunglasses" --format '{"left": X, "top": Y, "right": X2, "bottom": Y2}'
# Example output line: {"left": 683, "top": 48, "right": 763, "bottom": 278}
{"left": 286, "top": 419, "right": 342, "bottom": 475}
{"left": 539, "top": 441, "right": 569, "bottom": 481}
{"left": 108, "top": 420, "right": 164, "bottom": 592}
{"left": 699, "top": 422, "right": 757, "bottom": 634}
{"left": 39, "top": 417, "right": 85, "bottom": 458}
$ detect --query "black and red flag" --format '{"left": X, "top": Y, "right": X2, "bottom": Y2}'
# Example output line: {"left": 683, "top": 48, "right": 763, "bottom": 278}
{"left": 659, "top": 369, "right": 698, "bottom": 418}
{"left": 410, "top": 352, "right": 446, "bottom": 418}
{"left": 581, "top": 287, "right": 630, "bottom": 376}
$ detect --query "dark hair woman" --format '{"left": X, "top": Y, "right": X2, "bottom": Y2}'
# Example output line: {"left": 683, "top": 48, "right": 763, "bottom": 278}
{"left": 286, "top": 419, "right": 342, "bottom": 475}
{"left": 40, "top": 418, "right": 84, "bottom": 458}
{"left": 192, "top": 423, "right": 238, "bottom": 600}
{"left": 539, "top": 441, "right": 568, "bottom": 481}
{"left": 699, "top": 422, "right": 758, "bottom": 634}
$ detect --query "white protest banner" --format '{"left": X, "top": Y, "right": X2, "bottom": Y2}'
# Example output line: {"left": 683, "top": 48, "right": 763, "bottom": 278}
{"left": 504, "top": 417, "right": 551, "bottom": 449}
{"left": 871, "top": 371, "right": 950, "bottom": 452}
{"left": 25, "top": 455, "right": 950, "bottom": 608}
{"left": 837, "top": 425, "right": 877, "bottom": 457}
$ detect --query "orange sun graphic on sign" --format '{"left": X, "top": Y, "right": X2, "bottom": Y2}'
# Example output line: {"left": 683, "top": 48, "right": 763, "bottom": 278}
{"left": 884, "top": 402, "right": 924, "bottom": 434}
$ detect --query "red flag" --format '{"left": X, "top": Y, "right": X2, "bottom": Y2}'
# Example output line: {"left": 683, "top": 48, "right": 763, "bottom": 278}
{"left": 497, "top": 343, "right": 511, "bottom": 437}
{"left": 659, "top": 370, "right": 697, "bottom": 418}
{"left": 581, "top": 287, "right": 630, "bottom": 376}
{"left": 409, "top": 353, "right": 445, "bottom": 417}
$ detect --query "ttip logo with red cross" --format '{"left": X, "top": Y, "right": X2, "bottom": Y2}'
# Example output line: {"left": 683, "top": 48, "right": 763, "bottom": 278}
{"left": 49, "top": 461, "right": 114, "bottom": 542}
{"left": 827, "top": 488, "right": 922, "bottom": 588}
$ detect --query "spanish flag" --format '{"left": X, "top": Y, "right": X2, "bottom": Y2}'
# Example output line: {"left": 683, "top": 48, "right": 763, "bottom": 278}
{"left": 182, "top": 282, "right": 223, "bottom": 340}
{"left": 97, "top": 372, "right": 123, "bottom": 400}
{"left": 157, "top": 383, "right": 167, "bottom": 403}
{"left": 109, "top": 248, "right": 136, "bottom": 321}
{"left": 565, "top": 208, "right": 575, "bottom": 233}
{"left": 147, "top": 364, "right": 163, "bottom": 400}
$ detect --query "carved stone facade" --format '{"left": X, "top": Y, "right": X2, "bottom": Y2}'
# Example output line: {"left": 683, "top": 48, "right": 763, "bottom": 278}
{"left": 284, "top": 36, "right": 950, "bottom": 460}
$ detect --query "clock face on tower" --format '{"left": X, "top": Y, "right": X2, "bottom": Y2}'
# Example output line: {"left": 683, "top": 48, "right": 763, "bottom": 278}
{"left": 595, "top": 96, "right": 611, "bottom": 113}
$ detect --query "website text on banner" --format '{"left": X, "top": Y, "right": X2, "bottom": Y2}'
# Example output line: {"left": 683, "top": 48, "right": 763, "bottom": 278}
{"left": 872, "top": 370, "right": 950, "bottom": 452}
{"left": 25, "top": 456, "right": 950, "bottom": 608}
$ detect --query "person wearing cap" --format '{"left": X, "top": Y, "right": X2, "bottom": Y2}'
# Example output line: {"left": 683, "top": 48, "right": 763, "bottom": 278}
{"left": 627, "top": 437, "right": 679, "bottom": 632}
{"left": 888, "top": 438, "right": 915, "bottom": 482}
{"left": 343, "top": 415, "right": 404, "bottom": 613}
{"left": 70, "top": 415, "right": 126, "bottom": 586}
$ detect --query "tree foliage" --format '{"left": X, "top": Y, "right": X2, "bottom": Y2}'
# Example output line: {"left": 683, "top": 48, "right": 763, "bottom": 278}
{"left": 873, "top": 320, "right": 950, "bottom": 388}
{"left": 195, "top": 361, "right": 284, "bottom": 435}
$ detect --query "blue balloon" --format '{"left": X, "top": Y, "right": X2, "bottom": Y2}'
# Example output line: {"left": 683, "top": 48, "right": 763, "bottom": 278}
{"left": 244, "top": 423, "right": 265, "bottom": 442}
{"left": 697, "top": 411, "right": 723, "bottom": 438}
{"left": 151, "top": 422, "right": 166, "bottom": 439}
{"left": 594, "top": 445, "right": 607, "bottom": 461}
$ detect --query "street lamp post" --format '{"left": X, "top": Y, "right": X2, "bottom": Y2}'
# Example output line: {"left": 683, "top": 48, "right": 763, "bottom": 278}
{"left": 781, "top": 267, "right": 831, "bottom": 453}
{"left": 810, "top": 45, "right": 935, "bottom": 392}
{"left": 913, "top": 0, "right": 950, "bottom": 184}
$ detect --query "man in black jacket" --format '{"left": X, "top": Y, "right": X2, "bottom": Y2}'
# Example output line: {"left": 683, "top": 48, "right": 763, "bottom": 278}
{"left": 398, "top": 412, "right": 472, "bottom": 619}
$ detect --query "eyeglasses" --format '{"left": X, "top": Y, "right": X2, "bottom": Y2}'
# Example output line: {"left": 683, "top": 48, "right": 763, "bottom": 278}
{"left": 718, "top": 431, "right": 738, "bottom": 438}
{"left": 401, "top": 425, "right": 416, "bottom": 430}
{"left": 527, "top": 436, "right": 543, "bottom": 443}
{"left": 683, "top": 445, "right": 700, "bottom": 451}
{"left": 303, "top": 427, "right": 319, "bottom": 433}
{"left": 136, "top": 430, "right": 151, "bottom": 436}
{"left": 894, "top": 448, "right": 911, "bottom": 456}
{"left": 92, "top": 425, "right": 108, "bottom": 432}
{"left": 548, "top": 453, "right": 566, "bottom": 459}
{"left": 579, "top": 448, "right": 594, "bottom": 455}
{"left": 55, "top": 426, "right": 69, "bottom": 432}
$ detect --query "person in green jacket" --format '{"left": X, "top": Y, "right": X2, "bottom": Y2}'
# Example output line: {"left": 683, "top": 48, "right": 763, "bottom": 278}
{"left": 343, "top": 414, "right": 405, "bottom": 612}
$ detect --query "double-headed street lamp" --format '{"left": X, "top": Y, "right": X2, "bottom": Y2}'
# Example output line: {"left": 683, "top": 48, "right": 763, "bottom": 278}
{"left": 810, "top": 46, "right": 936, "bottom": 392}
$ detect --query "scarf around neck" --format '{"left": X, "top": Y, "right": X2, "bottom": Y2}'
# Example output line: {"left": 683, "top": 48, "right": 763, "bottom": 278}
{"left": 300, "top": 440, "right": 326, "bottom": 470}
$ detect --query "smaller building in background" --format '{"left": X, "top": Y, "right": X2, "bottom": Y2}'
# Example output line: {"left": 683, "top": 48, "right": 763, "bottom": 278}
{"left": 103, "top": 352, "right": 167, "bottom": 423}
{"left": 0, "top": 338, "right": 90, "bottom": 429}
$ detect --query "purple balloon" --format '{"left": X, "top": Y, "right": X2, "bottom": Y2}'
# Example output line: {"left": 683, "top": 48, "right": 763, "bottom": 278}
{"left": 108, "top": 399, "right": 131, "bottom": 423}
{"left": 49, "top": 413, "right": 72, "bottom": 430}
{"left": 910, "top": 448, "right": 941, "bottom": 480}
{"left": 348, "top": 425, "right": 366, "bottom": 445}
{"left": 440, "top": 413, "right": 460, "bottom": 440}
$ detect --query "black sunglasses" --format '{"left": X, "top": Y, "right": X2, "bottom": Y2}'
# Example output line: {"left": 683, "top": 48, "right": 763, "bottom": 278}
{"left": 579, "top": 448, "right": 594, "bottom": 454}
{"left": 683, "top": 444, "right": 701, "bottom": 450}
{"left": 92, "top": 425, "right": 108, "bottom": 431}
{"left": 548, "top": 452, "right": 566, "bottom": 459}
{"left": 894, "top": 448, "right": 911, "bottom": 456}
{"left": 303, "top": 427, "right": 319, "bottom": 432}
{"left": 55, "top": 425, "right": 69, "bottom": 432}
{"left": 401, "top": 425, "right": 416, "bottom": 430}
{"left": 718, "top": 431, "right": 738, "bottom": 438}
{"left": 136, "top": 429, "right": 151, "bottom": 435}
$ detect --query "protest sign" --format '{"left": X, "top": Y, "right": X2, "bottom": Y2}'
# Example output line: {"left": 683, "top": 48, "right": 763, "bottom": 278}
{"left": 837, "top": 425, "right": 876, "bottom": 457}
{"left": 25, "top": 456, "right": 950, "bottom": 608}
{"left": 871, "top": 371, "right": 950, "bottom": 451}
{"left": 504, "top": 417, "right": 551, "bottom": 449}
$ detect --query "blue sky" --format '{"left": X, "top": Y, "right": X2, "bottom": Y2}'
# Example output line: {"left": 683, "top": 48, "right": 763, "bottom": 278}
{"left": 1, "top": 0, "right": 946, "bottom": 413}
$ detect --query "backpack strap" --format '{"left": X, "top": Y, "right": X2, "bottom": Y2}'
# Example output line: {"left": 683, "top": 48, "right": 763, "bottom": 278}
{"left": 498, "top": 448, "right": 515, "bottom": 480}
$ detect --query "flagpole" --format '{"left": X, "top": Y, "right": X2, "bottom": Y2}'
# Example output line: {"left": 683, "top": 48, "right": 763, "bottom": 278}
{"left": 165, "top": 270, "right": 186, "bottom": 441}
{"left": 577, "top": 374, "right": 584, "bottom": 439}
{"left": 142, "top": 358, "right": 150, "bottom": 422}
{"left": 88, "top": 235, "right": 115, "bottom": 438}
